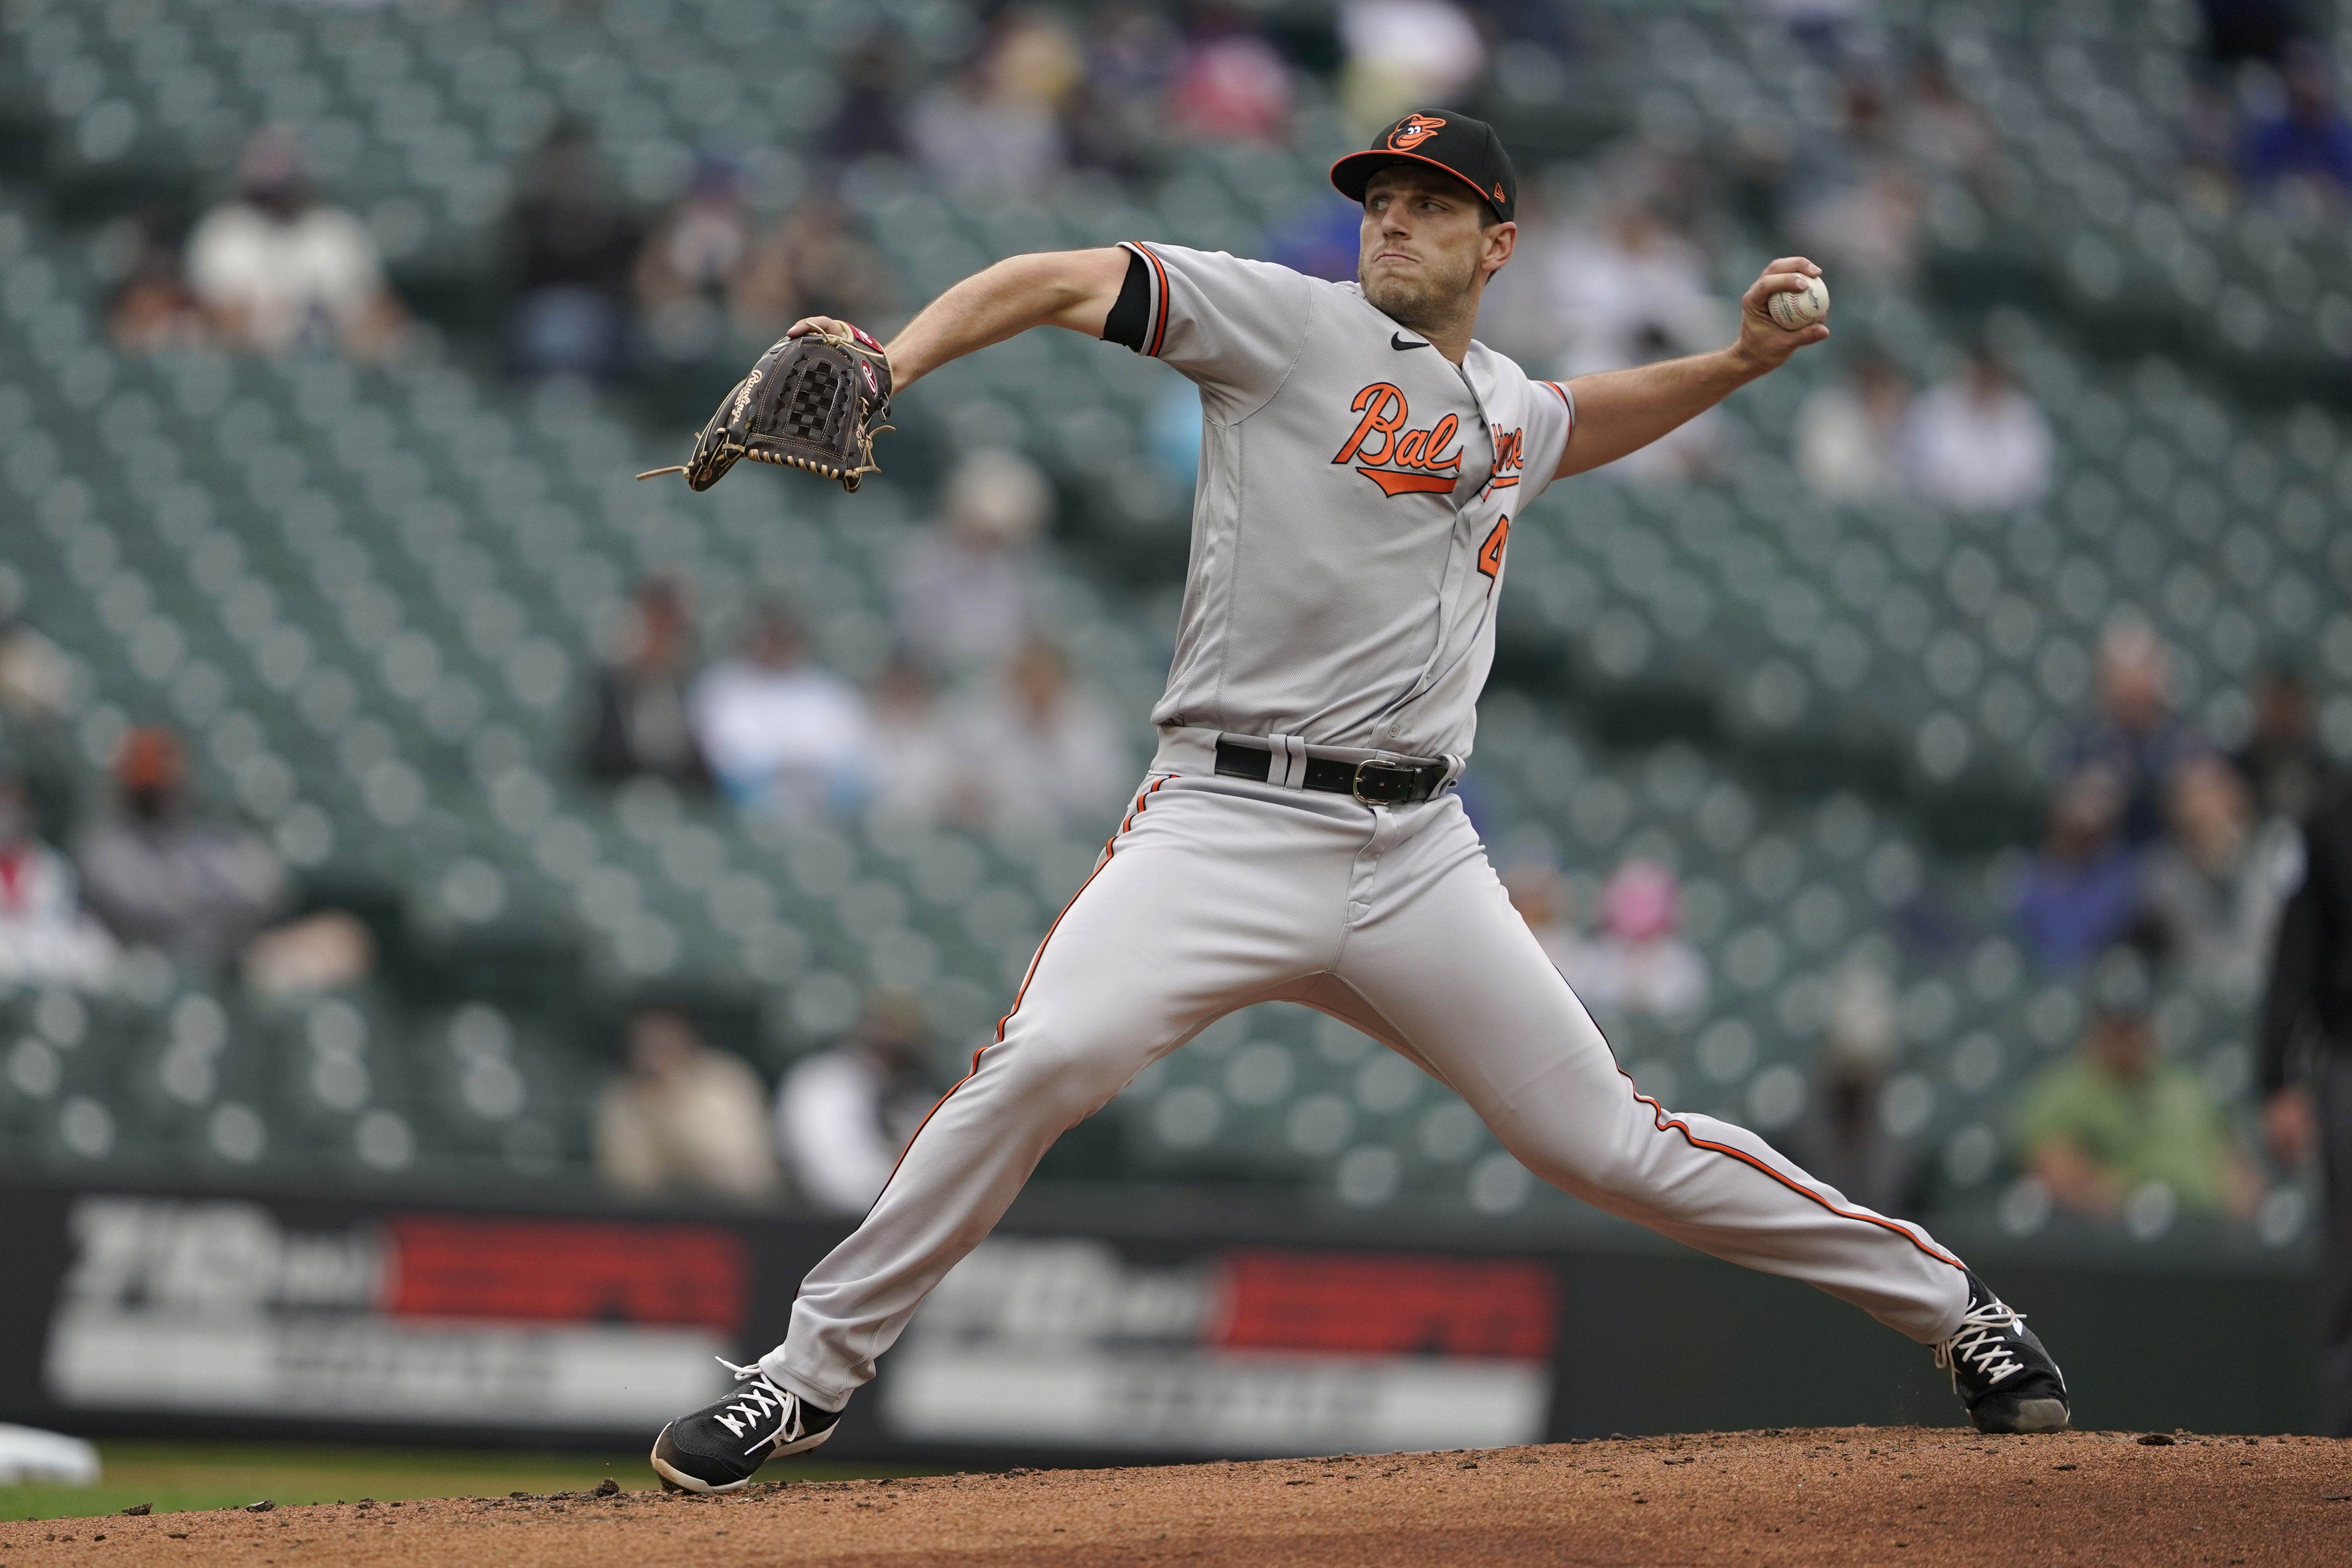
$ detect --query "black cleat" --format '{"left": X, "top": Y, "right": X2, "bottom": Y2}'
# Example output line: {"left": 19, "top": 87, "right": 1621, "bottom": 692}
{"left": 1935, "top": 1271, "right": 2070, "bottom": 1434}
{"left": 649, "top": 1360, "right": 842, "bottom": 1494}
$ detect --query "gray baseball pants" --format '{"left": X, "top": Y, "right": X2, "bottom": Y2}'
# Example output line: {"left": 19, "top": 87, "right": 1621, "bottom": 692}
{"left": 764, "top": 743, "right": 1972, "bottom": 1410}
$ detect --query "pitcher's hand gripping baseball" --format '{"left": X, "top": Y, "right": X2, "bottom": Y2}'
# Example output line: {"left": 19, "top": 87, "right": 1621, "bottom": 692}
{"left": 638, "top": 322, "right": 894, "bottom": 494}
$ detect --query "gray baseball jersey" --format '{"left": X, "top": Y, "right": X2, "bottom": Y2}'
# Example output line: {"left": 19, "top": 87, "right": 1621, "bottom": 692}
{"left": 747, "top": 241, "right": 1977, "bottom": 1435}
{"left": 1115, "top": 241, "right": 1575, "bottom": 763}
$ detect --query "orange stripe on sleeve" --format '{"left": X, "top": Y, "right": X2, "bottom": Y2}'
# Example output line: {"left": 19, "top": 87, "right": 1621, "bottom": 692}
{"left": 1133, "top": 242, "right": 1173, "bottom": 359}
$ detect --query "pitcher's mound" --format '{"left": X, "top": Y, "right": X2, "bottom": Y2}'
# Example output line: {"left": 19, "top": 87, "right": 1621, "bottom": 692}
{"left": 13, "top": 1426, "right": 2341, "bottom": 1567}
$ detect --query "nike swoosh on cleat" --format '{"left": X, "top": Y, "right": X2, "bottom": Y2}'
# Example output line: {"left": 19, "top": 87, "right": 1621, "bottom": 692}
{"left": 1391, "top": 333, "right": 1429, "bottom": 350}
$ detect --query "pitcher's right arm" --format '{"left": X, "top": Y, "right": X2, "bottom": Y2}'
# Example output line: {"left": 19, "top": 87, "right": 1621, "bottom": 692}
{"left": 784, "top": 249, "right": 1131, "bottom": 394}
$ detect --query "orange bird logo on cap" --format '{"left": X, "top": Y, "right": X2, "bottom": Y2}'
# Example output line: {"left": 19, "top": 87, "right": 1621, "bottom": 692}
{"left": 1387, "top": 114, "right": 1446, "bottom": 151}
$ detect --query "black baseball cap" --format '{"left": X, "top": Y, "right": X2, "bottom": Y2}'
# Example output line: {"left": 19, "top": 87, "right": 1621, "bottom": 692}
{"left": 1330, "top": 112, "right": 1518, "bottom": 225}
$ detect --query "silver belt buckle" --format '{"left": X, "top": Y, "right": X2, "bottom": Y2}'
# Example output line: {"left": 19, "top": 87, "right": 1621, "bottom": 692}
{"left": 1351, "top": 756, "right": 1418, "bottom": 805}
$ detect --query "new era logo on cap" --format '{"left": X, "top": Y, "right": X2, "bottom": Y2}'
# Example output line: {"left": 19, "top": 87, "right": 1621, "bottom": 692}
{"left": 1330, "top": 112, "right": 1519, "bottom": 225}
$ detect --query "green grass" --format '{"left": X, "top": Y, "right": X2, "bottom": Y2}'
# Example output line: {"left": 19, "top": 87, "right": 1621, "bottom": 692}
{"left": 0, "top": 1440, "right": 946, "bottom": 1523}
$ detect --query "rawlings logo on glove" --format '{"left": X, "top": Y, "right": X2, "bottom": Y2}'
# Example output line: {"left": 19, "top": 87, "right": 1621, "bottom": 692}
{"left": 638, "top": 327, "right": 894, "bottom": 494}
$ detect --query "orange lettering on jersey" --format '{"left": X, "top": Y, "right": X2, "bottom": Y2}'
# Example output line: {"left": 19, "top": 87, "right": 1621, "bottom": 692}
{"left": 1333, "top": 383, "right": 1408, "bottom": 466}
{"left": 1478, "top": 513, "right": 1511, "bottom": 580}
{"left": 1337, "top": 385, "right": 1462, "bottom": 498}
{"left": 1486, "top": 425, "right": 1525, "bottom": 492}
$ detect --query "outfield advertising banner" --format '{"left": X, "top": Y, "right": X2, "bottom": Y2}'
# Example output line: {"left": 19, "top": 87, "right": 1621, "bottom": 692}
{"left": 43, "top": 1197, "right": 744, "bottom": 1430}
{"left": 0, "top": 1179, "right": 1646, "bottom": 1459}
{"left": 882, "top": 1238, "right": 1556, "bottom": 1453}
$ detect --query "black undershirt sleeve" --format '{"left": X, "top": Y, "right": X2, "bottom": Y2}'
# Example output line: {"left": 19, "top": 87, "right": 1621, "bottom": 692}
{"left": 1100, "top": 248, "right": 1151, "bottom": 351}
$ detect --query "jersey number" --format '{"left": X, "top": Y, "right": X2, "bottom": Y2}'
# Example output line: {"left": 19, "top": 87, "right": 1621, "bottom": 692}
{"left": 1478, "top": 514, "right": 1511, "bottom": 581}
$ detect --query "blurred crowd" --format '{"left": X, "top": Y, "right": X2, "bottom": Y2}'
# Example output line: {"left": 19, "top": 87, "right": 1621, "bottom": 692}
{"left": 1478, "top": 605, "right": 2325, "bottom": 1237}
{"left": 0, "top": 721, "right": 374, "bottom": 1003}
{"left": 12, "top": 0, "right": 2338, "bottom": 1258}
{"left": 2184, "top": 1, "right": 2352, "bottom": 216}
{"left": 1994, "top": 618, "right": 2323, "bottom": 1229}
{"left": 593, "top": 988, "right": 940, "bottom": 1216}
{"left": 99, "top": 0, "right": 1566, "bottom": 381}
{"left": 2013, "top": 620, "right": 2312, "bottom": 1000}
{"left": 580, "top": 446, "right": 1131, "bottom": 833}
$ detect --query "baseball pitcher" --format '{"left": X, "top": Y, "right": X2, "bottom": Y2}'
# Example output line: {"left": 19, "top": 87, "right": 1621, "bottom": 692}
{"left": 645, "top": 113, "right": 2068, "bottom": 1492}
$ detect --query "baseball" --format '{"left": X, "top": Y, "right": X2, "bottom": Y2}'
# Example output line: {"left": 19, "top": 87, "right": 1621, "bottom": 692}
{"left": 1768, "top": 272, "right": 1829, "bottom": 330}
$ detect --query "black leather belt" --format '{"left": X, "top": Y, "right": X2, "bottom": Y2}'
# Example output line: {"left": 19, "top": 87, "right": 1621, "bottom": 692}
{"left": 1213, "top": 739, "right": 1447, "bottom": 804}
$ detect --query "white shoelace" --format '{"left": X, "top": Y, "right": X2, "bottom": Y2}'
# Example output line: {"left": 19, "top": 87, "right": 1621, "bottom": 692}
{"left": 1933, "top": 1301, "right": 2029, "bottom": 1391}
{"left": 709, "top": 1358, "right": 806, "bottom": 1458}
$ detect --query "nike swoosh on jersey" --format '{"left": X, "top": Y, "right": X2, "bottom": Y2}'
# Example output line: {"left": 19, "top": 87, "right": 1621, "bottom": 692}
{"left": 1390, "top": 333, "right": 1429, "bottom": 351}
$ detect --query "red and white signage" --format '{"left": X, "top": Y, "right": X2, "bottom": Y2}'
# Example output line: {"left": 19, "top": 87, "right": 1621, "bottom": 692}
{"left": 882, "top": 1237, "right": 1556, "bottom": 1454}
{"left": 43, "top": 1197, "right": 739, "bottom": 1428}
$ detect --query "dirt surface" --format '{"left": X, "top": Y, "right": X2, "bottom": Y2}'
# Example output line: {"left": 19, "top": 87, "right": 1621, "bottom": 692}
{"left": 3, "top": 1427, "right": 2344, "bottom": 1567}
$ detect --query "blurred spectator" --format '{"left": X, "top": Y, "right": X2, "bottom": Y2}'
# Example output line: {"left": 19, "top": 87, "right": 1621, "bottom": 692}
{"left": 774, "top": 988, "right": 939, "bottom": 1215}
{"left": 2138, "top": 755, "right": 2299, "bottom": 998}
{"left": 2012, "top": 999, "right": 2262, "bottom": 1224}
{"left": 911, "top": 7, "right": 1081, "bottom": 200}
{"left": 1066, "top": 4, "right": 1185, "bottom": 179}
{"left": 2243, "top": 42, "right": 2352, "bottom": 209}
{"left": 506, "top": 122, "right": 640, "bottom": 380}
{"left": 1598, "top": 325, "right": 1728, "bottom": 485}
{"left": 1472, "top": 171, "right": 1570, "bottom": 366}
{"left": 241, "top": 910, "right": 376, "bottom": 1001}
{"left": 691, "top": 603, "right": 876, "bottom": 816}
{"left": 106, "top": 210, "right": 207, "bottom": 354}
{"left": 0, "top": 773, "right": 117, "bottom": 990}
{"left": 1755, "top": 0, "right": 1873, "bottom": 64}
{"left": 186, "top": 127, "right": 403, "bottom": 361}
{"left": 2181, "top": 79, "right": 2245, "bottom": 214}
{"left": 109, "top": 251, "right": 207, "bottom": 354}
{"left": 1262, "top": 195, "right": 1364, "bottom": 285}
{"left": 75, "top": 727, "right": 288, "bottom": 972}
{"left": 2061, "top": 620, "right": 2209, "bottom": 849}
{"left": 1539, "top": 202, "right": 1724, "bottom": 379}
{"left": 1794, "top": 353, "right": 1911, "bottom": 501}
{"left": 1589, "top": 133, "right": 1730, "bottom": 256}
{"left": 957, "top": 642, "right": 1132, "bottom": 833}
{"left": 635, "top": 151, "right": 755, "bottom": 360}
{"left": 0, "top": 615, "right": 71, "bottom": 725}
{"left": 1145, "top": 378, "right": 1207, "bottom": 487}
{"left": 1891, "top": 49, "right": 2009, "bottom": 208}
{"left": 2232, "top": 662, "right": 2329, "bottom": 823}
{"left": 825, "top": 26, "right": 914, "bottom": 165}
{"left": 895, "top": 448, "right": 1049, "bottom": 676}
{"left": 582, "top": 575, "right": 710, "bottom": 788}
{"left": 1780, "top": 964, "right": 1916, "bottom": 1217}
{"left": 1903, "top": 347, "right": 2052, "bottom": 509}
{"left": 2012, "top": 768, "right": 2143, "bottom": 975}
{"left": 595, "top": 1007, "right": 782, "bottom": 1205}
{"left": 1502, "top": 860, "right": 1592, "bottom": 977}
{"left": 2203, "top": 0, "right": 2306, "bottom": 66}
{"left": 1562, "top": 859, "right": 1707, "bottom": 1017}
{"left": 733, "top": 195, "right": 899, "bottom": 343}
{"left": 2258, "top": 764, "right": 2352, "bottom": 1432}
{"left": 869, "top": 652, "right": 963, "bottom": 824}
{"left": 1164, "top": 4, "right": 1294, "bottom": 145}
{"left": 1786, "top": 73, "right": 1927, "bottom": 291}
{"left": 1337, "top": 0, "right": 1488, "bottom": 136}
